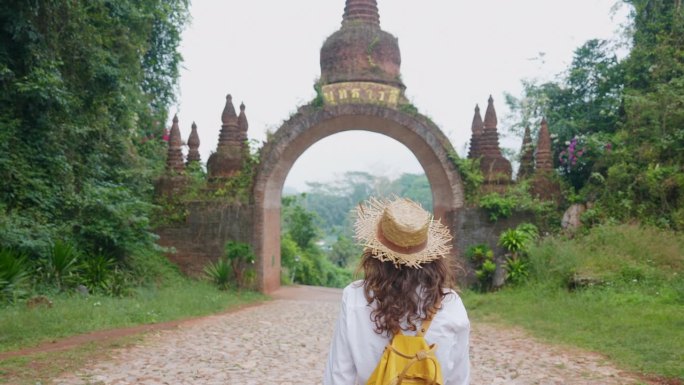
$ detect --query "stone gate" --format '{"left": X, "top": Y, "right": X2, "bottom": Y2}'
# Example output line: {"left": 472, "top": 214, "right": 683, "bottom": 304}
{"left": 250, "top": 0, "right": 469, "bottom": 292}
{"left": 156, "top": 0, "right": 558, "bottom": 293}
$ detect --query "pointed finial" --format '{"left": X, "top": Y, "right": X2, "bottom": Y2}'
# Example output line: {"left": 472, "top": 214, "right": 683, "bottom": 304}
{"left": 238, "top": 102, "right": 248, "bottom": 134}
{"left": 342, "top": 0, "right": 380, "bottom": 28}
{"left": 169, "top": 114, "right": 182, "bottom": 147}
{"left": 471, "top": 104, "right": 484, "bottom": 135}
{"left": 187, "top": 121, "right": 201, "bottom": 164}
{"left": 166, "top": 114, "right": 185, "bottom": 172}
{"left": 484, "top": 95, "right": 497, "bottom": 129}
{"left": 221, "top": 94, "right": 237, "bottom": 125}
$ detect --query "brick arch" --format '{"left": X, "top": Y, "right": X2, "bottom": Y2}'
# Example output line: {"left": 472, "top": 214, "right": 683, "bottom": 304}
{"left": 252, "top": 104, "right": 464, "bottom": 292}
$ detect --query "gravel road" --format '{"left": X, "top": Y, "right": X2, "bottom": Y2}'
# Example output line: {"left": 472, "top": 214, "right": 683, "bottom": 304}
{"left": 53, "top": 286, "right": 642, "bottom": 385}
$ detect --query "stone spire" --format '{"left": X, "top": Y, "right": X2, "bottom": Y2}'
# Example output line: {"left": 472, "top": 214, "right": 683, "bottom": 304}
{"left": 535, "top": 118, "right": 553, "bottom": 173}
{"left": 468, "top": 104, "right": 484, "bottom": 159}
{"left": 218, "top": 94, "right": 239, "bottom": 149}
{"left": 186, "top": 121, "right": 201, "bottom": 164}
{"left": 238, "top": 102, "right": 249, "bottom": 144}
{"left": 532, "top": 117, "right": 560, "bottom": 200}
{"left": 342, "top": 0, "right": 380, "bottom": 28}
{"left": 166, "top": 115, "right": 184, "bottom": 173}
{"left": 477, "top": 96, "right": 512, "bottom": 186}
{"left": 320, "top": 0, "right": 402, "bottom": 89}
{"left": 207, "top": 94, "right": 247, "bottom": 178}
{"left": 483, "top": 95, "right": 498, "bottom": 130}
{"left": 517, "top": 126, "right": 534, "bottom": 180}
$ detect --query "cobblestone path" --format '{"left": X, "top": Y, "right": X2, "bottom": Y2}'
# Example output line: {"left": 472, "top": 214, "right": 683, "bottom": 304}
{"left": 54, "top": 286, "right": 642, "bottom": 385}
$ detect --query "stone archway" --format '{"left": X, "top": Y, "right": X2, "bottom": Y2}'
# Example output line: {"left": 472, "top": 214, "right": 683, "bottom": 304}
{"left": 252, "top": 104, "right": 465, "bottom": 292}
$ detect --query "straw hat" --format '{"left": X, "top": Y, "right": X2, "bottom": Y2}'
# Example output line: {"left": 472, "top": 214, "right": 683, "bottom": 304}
{"left": 354, "top": 197, "right": 453, "bottom": 268}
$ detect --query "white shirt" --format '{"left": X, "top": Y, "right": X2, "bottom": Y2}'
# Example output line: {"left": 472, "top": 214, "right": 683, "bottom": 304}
{"left": 323, "top": 280, "right": 470, "bottom": 385}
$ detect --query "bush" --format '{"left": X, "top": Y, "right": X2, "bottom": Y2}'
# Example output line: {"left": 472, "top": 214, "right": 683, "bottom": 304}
{"left": 465, "top": 244, "right": 496, "bottom": 292}
{"left": 479, "top": 193, "right": 516, "bottom": 221}
{"left": 224, "top": 241, "right": 256, "bottom": 289}
{"left": 204, "top": 258, "right": 233, "bottom": 291}
{"left": 39, "top": 240, "right": 80, "bottom": 291}
{"left": 499, "top": 223, "right": 538, "bottom": 286}
{"left": 526, "top": 224, "right": 683, "bottom": 288}
{"left": 80, "top": 254, "right": 116, "bottom": 293}
{"left": 0, "top": 248, "right": 30, "bottom": 303}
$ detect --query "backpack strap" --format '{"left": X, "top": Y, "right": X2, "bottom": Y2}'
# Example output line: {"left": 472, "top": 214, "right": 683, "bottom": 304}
{"left": 416, "top": 317, "right": 433, "bottom": 337}
{"left": 386, "top": 343, "right": 440, "bottom": 385}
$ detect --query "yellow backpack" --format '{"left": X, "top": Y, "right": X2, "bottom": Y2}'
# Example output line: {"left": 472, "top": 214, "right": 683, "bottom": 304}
{"left": 366, "top": 317, "right": 443, "bottom": 385}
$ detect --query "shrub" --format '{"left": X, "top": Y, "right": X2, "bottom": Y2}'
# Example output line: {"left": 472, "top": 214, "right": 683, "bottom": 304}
{"left": 80, "top": 254, "right": 117, "bottom": 293}
{"left": 39, "top": 240, "right": 80, "bottom": 291}
{"left": 526, "top": 224, "right": 684, "bottom": 288}
{"left": 499, "top": 223, "right": 538, "bottom": 286}
{"left": 499, "top": 223, "right": 538, "bottom": 257}
{"left": 0, "top": 248, "right": 30, "bottom": 303}
{"left": 465, "top": 244, "right": 496, "bottom": 292}
{"left": 224, "top": 241, "right": 256, "bottom": 289}
{"left": 479, "top": 193, "right": 516, "bottom": 221}
{"left": 204, "top": 258, "right": 233, "bottom": 291}
{"left": 505, "top": 257, "right": 529, "bottom": 286}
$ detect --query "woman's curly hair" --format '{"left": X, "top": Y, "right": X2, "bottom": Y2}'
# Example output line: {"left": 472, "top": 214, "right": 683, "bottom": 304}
{"left": 359, "top": 249, "right": 454, "bottom": 336}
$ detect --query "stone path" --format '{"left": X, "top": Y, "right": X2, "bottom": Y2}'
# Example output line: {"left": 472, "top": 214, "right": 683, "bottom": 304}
{"left": 53, "top": 286, "right": 643, "bottom": 385}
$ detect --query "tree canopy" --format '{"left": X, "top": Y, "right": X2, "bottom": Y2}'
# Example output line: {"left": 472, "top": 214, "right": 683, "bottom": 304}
{"left": 506, "top": 0, "right": 684, "bottom": 228}
{"left": 0, "top": 0, "right": 189, "bottom": 258}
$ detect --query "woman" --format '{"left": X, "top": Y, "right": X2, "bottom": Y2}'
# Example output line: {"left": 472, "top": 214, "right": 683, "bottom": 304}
{"left": 323, "top": 197, "right": 470, "bottom": 385}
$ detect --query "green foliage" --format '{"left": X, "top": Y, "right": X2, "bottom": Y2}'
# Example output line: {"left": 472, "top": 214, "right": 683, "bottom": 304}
{"left": 464, "top": 224, "right": 684, "bottom": 379}
{"left": 447, "top": 154, "right": 484, "bottom": 202}
{"left": 280, "top": 197, "right": 354, "bottom": 288}
{"left": 499, "top": 223, "right": 538, "bottom": 255}
{"left": 527, "top": 223, "right": 683, "bottom": 288}
{"left": 329, "top": 235, "right": 361, "bottom": 268}
{"left": 282, "top": 195, "right": 321, "bottom": 249}
{"left": 504, "top": 2, "right": 684, "bottom": 229}
{"left": 210, "top": 139, "right": 261, "bottom": 203}
{"left": 0, "top": 249, "right": 30, "bottom": 303}
{"left": 204, "top": 241, "right": 257, "bottom": 291}
{"left": 504, "top": 257, "right": 528, "bottom": 285}
{"left": 398, "top": 103, "right": 419, "bottom": 115}
{"left": 498, "top": 223, "right": 537, "bottom": 286}
{"left": 39, "top": 240, "right": 80, "bottom": 291}
{"left": 0, "top": 0, "right": 189, "bottom": 267}
{"left": 224, "top": 241, "right": 256, "bottom": 289}
{"left": 0, "top": 280, "right": 265, "bottom": 354}
{"left": 479, "top": 193, "right": 516, "bottom": 221}
{"left": 80, "top": 254, "right": 116, "bottom": 294}
{"left": 465, "top": 244, "right": 496, "bottom": 292}
{"left": 312, "top": 80, "right": 325, "bottom": 108}
{"left": 204, "top": 258, "right": 233, "bottom": 291}
{"left": 477, "top": 182, "right": 557, "bottom": 229}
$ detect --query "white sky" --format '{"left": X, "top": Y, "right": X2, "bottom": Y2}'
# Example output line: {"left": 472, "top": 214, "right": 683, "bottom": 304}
{"left": 173, "top": 1, "right": 630, "bottom": 192}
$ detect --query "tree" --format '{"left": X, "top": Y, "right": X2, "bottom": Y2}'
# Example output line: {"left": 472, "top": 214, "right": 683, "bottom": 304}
{"left": 282, "top": 195, "right": 320, "bottom": 249}
{"left": 0, "top": 1, "right": 189, "bottom": 258}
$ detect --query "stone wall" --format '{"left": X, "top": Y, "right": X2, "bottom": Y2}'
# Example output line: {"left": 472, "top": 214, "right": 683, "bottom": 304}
{"left": 452, "top": 207, "right": 535, "bottom": 286}
{"left": 155, "top": 201, "right": 254, "bottom": 277}
{"left": 154, "top": 201, "right": 534, "bottom": 289}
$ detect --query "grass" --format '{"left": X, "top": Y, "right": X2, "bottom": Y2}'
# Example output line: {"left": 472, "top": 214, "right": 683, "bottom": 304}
{"left": 0, "top": 279, "right": 266, "bottom": 353}
{"left": 0, "top": 335, "right": 144, "bottom": 385}
{"left": 461, "top": 224, "right": 684, "bottom": 381}
{"left": 463, "top": 283, "right": 683, "bottom": 380}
